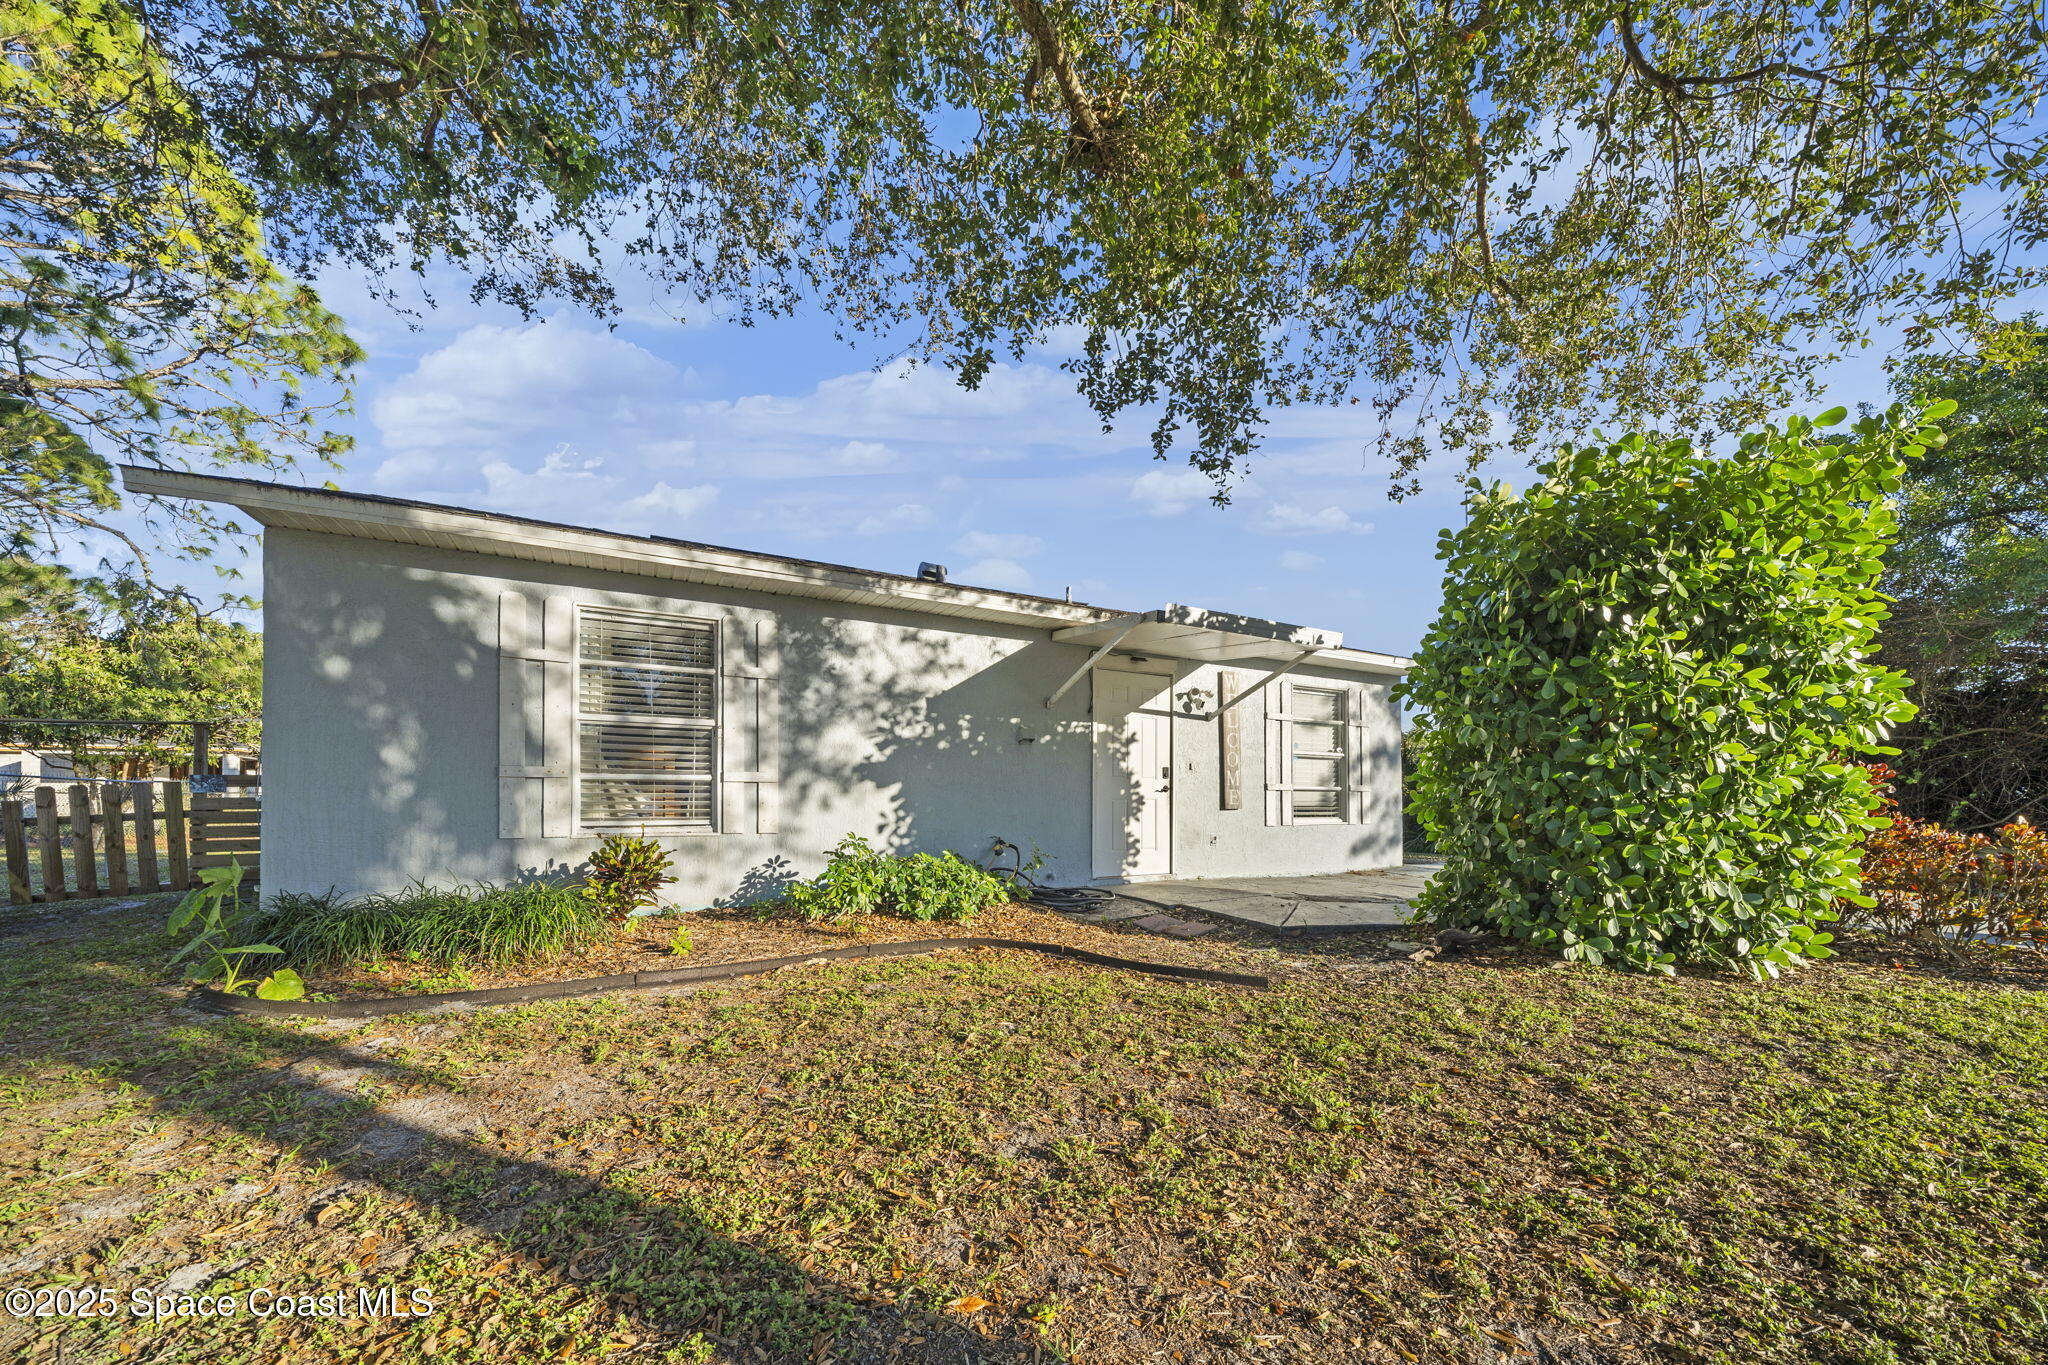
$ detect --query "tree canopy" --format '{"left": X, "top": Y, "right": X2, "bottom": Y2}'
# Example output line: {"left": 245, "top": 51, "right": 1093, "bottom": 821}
{"left": 156, "top": 0, "right": 2048, "bottom": 489}
{"left": 2, "top": 1, "right": 359, "bottom": 590}
{"left": 9, "top": 0, "right": 2048, "bottom": 588}
{"left": 0, "top": 569, "right": 260, "bottom": 774}
{"left": 1880, "top": 320, "right": 2048, "bottom": 827}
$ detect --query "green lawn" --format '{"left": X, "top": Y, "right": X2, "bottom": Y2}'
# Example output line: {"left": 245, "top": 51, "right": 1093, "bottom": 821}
{"left": 1, "top": 898, "right": 2045, "bottom": 1364}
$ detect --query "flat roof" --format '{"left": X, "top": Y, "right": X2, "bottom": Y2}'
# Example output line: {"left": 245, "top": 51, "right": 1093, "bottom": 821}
{"left": 121, "top": 466, "right": 1413, "bottom": 676}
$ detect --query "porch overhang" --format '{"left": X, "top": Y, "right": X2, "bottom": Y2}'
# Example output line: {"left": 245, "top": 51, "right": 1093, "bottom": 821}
{"left": 1041, "top": 605, "right": 1408, "bottom": 712}
{"left": 1051, "top": 604, "right": 1340, "bottom": 660}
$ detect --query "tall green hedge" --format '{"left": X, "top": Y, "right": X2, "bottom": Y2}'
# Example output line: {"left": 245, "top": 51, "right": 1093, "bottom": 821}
{"left": 1402, "top": 406, "right": 1946, "bottom": 976}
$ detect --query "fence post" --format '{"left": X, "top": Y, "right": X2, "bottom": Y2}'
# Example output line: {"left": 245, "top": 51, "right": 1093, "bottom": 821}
{"left": 103, "top": 782, "right": 129, "bottom": 895}
{"left": 34, "top": 786, "right": 64, "bottom": 901}
{"left": 2, "top": 797, "right": 28, "bottom": 905}
{"left": 67, "top": 784, "right": 99, "bottom": 897}
{"left": 163, "top": 781, "right": 189, "bottom": 892}
{"left": 133, "top": 781, "right": 160, "bottom": 894}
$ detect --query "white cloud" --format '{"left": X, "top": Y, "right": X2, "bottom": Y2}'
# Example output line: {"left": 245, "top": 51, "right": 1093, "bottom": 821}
{"left": 855, "top": 503, "right": 935, "bottom": 536}
{"left": 1129, "top": 468, "right": 1215, "bottom": 517}
{"left": 370, "top": 320, "right": 687, "bottom": 488}
{"left": 1253, "top": 503, "right": 1375, "bottom": 537}
{"left": 833, "top": 440, "right": 900, "bottom": 470}
{"left": 616, "top": 290, "right": 733, "bottom": 332}
{"left": 626, "top": 481, "right": 719, "bottom": 524}
{"left": 476, "top": 446, "right": 611, "bottom": 515}
{"left": 959, "top": 557, "right": 1034, "bottom": 592}
{"left": 445, "top": 446, "right": 717, "bottom": 534}
{"left": 952, "top": 530, "right": 1045, "bottom": 560}
{"left": 370, "top": 338, "right": 1162, "bottom": 506}
{"left": 685, "top": 359, "right": 1136, "bottom": 466}
{"left": 353, "top": 328, "right": 1415, "bottom": 625}
{"left": 1027, "top": 322, "right": 1093, "bottom": 358}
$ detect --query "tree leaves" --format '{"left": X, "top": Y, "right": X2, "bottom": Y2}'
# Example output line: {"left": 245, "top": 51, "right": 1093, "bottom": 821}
{"left": 3, "top": 1, "right": 360, "bottom": 588}
{"left": 0, "top": 583, "right": 261, "bottom": 769}
{"left": 90, "top": 0, "right": 2048, "bottom": 493}
{"left": 1880, "top": 324, "right": 2048, "bottom": 828}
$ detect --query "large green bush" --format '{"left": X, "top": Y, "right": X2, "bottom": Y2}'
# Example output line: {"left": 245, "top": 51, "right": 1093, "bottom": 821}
{"left": 1402, "top": 406, "right": 1945, "bottom": 976}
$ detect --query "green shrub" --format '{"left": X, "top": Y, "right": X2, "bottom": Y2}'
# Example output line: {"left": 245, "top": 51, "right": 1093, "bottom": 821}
{"left": 257, "top": 881, "right": 608, "bottom": 970}
{"left": 580, "top": 833, "right": 677, "bottom": 919}
{"left": 667, "top": 923, "right": 694, "bottom": 955}
{"left": 1402, "top": 406, "right": 1944, "bottom": 977}
{"left": 785, "top": 833, "right": 1011, "bottom": 924}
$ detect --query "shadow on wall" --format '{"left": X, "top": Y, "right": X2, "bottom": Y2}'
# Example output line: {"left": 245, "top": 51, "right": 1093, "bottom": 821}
{"left": 290, "top": 539, "right": 1107, "bottom": 904}
{"left": 768, "top": 617, "right": 1101, "bottom": 886}
{"left": 1348, "top": 721, "right": 1407, "bottom": 867}
{"left": 716, "top": 854, "right": 798, "bottom": 909}
{"left": 284, "top": 561, "right": 499, "bottom": 897}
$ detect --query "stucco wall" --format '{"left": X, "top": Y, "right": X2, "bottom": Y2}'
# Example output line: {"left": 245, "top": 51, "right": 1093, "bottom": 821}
{"left": 1164, "top": 663, "right": 1404, "bottom": 879}
{"left": 262, "top": 527, "right": 1401, "bottom": 905}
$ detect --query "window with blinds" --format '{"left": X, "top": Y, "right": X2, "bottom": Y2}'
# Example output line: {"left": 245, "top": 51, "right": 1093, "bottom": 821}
{"left": 575, "top": 608, "right": 716, "bottom": 827}
{"left": 1290, "top": 686, "right": 1347, "bottom": 820}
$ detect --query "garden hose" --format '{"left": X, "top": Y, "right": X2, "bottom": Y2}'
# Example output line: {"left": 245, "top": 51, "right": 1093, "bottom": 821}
{"left": 985, "top": 838, "right": 1118, "bottom": 914}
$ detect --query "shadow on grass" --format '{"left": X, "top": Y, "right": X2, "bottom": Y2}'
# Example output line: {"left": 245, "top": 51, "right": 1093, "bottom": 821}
{"left": 7, "top": 967, "right": 1066, "bottom": 1365}
{"left": 1141, "top": 888, "right": 2048, "bottom": 995}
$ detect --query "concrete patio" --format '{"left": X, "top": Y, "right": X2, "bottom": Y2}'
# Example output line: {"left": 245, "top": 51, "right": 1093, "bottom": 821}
{"left": 1110, "top": 860, "right": 1440, "bottom": 931}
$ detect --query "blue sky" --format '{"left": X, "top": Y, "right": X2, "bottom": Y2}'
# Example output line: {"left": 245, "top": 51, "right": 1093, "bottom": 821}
{"left": 131, "top": 251, "right": 1926, "bottom": 661}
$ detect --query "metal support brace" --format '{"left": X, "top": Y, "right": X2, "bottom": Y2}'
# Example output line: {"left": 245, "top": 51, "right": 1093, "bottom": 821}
{"left": 1212, "top": 647, "right": 1321, "bottom": 719}
{"left": 1044, "top": 615, "right": 1144, "bottom": 709}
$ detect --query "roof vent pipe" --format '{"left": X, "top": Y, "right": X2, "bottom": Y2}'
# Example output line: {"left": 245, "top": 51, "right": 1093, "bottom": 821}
{"left": 918, "top": 562, "right": 948, "bottom": 583}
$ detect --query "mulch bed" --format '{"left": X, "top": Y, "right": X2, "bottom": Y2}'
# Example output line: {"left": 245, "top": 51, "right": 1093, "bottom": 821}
{"left": 286, "top": 897, "right": 2048, "bottom": 1005}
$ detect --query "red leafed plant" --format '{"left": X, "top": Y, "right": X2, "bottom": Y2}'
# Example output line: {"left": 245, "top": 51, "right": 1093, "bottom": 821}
{"left": 1857, "top": 764, "right": 2048, "bottom": 946}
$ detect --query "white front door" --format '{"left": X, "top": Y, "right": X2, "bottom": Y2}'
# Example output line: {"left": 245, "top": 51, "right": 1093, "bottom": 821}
{"left": 1092, "top": 668, "right": 1173, "bottom": 879}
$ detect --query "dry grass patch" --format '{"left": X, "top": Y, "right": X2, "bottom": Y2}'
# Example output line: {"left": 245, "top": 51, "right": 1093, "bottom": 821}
{"left": 1, "top": 898, "right": 2045, "bottom": 1365}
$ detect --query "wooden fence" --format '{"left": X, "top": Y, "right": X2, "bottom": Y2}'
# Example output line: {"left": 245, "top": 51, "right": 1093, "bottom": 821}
{"left": 1, "top": 773, "right": 260, "bottom": 905}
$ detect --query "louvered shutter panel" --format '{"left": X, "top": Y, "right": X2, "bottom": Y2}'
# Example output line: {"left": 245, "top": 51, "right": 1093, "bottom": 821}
{"left": 1344, "top": 684, "right": 1370, "bottom": 824}
{"left": 1264, "top": 679, "right": 1294, "bottom": 826}
{"left": 719, "top": 616, "right": 780, "bottom": 834}
{"left": 498, "top": 591, "right": 574, "bottom": 838}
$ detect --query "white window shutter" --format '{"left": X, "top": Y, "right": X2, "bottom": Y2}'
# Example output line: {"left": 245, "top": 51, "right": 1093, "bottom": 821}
{"left": 719, "top": 616, "right": 780, "bottom": 834}
{"left": 1264, "top": 678, "right": 1294, "bottom": 826}
{"left": 498, "top": 591, "right": 574, "bottom": 838}
{"left": 1344, "top": 684, "right": 1370, "bottom": 824}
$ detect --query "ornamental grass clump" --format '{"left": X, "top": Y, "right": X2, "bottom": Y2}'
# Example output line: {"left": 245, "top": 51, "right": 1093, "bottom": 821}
{"left": 257, "top": 881, "right": 608, "bottom": 970}
{"left": 1402, "top": 405, "right": 1946, "bottom": 977}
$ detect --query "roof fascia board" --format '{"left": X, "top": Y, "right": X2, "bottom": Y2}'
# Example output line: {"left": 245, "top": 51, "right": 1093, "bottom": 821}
{"left": 1305, "top": 648, "right": 1413, "bottom": 676}
{"left": 118, "top": 467, "right": 1417, "bottom": 674}
{"left": 121, "top": 466, "right": 1114, "bottom": 630}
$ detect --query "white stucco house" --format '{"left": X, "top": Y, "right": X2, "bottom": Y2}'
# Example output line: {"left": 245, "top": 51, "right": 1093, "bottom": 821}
{"left": 124, "top": 467, "right": 1412, "bottom": 906}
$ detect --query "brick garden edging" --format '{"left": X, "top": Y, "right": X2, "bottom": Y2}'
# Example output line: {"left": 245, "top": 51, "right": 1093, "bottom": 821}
{"left": 190, "top": 936, "right": 1271, "bottom": 1018}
